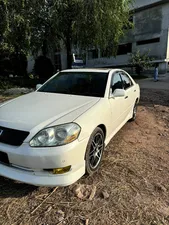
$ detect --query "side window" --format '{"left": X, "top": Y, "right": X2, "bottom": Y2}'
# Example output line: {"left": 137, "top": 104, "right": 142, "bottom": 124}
{"left": 111, "top": 72, "right": 123, "bottom": 93}
{"left": 121, "top": 72, "right": 133, "bottom": 90}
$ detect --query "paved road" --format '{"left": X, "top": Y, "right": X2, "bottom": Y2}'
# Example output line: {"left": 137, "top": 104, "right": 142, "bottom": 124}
{"left": 136, "top": 74, "right": 169, "bottom": 90}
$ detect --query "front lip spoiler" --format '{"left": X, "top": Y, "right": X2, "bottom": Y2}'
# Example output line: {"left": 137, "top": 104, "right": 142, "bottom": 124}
{"left": 0, "top": 162, "right": 85, "bottom": 187}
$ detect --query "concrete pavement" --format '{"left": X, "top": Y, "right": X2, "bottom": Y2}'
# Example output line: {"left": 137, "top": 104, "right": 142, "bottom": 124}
{"left": 135, "top": 74, "right": 169, "bottom": 90}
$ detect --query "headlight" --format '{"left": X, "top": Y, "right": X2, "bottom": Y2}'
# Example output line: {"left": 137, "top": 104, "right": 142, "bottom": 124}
{"left": 30, "top": 123, "right": 81, "bottom": 147}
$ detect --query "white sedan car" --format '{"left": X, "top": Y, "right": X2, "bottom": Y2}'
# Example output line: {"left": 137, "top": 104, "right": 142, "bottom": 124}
{"left": 0, "top": 69, "right": 140, "bottom": 186}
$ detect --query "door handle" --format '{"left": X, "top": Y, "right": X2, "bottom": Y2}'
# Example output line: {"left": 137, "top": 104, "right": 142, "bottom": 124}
{"left": 125, "top": 96, "right": 128, "bottom": 99}
{"left": 134, "top": 90, "right": 136, "bottom": 92}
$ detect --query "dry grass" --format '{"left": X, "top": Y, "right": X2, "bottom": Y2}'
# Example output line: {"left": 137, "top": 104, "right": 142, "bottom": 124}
{"left": 0, "top": 95, "right": 14, "bottom": 103}
{"left": 0, "top": 89, "right": 169, "bottom": 225}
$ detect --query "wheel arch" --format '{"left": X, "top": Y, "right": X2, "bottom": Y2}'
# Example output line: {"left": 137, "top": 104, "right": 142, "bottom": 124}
{"left": 84, "top": 124, "right": 107, "bottom": 160}
{"left": 136, "top": 98, "right": 139, "bottom": 103}
{"left": 97, "top": 124, "right": 107, "bottom": 140}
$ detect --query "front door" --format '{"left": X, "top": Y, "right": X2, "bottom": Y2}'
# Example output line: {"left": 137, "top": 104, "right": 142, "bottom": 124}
{"left": 109, "top": 71, "right": 127, "bottom": 132}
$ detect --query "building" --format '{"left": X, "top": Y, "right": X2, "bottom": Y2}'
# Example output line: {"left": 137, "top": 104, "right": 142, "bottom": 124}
{"left": 86, "top": 0, "right": 169, "bottom": 74}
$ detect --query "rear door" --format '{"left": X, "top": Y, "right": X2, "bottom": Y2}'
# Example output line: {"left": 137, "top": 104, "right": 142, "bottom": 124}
{"left": 120, "top": 71, "right": 136, "bottom": 117}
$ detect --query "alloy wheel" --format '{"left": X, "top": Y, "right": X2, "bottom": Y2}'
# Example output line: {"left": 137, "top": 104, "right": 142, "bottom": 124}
{"left": 89, "top": 133, "right": 104, "bottom": 169}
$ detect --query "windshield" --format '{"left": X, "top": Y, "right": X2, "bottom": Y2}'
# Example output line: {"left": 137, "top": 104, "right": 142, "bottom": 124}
{"left": 38, "top": 72, "right": 108, "bottom": 97}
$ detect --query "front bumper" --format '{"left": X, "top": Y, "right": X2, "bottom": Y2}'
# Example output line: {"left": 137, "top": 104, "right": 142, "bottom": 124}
{"left": 0, "top": 138, "right": 88, "bottom": 186}
{"left": 0, "top": 162, "right": 85, "bottom": 187}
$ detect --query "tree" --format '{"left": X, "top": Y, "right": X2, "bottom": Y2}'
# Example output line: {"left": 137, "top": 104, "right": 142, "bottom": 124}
{"left": 0, "top": 1, "right": 7, "bottom": 43}
{"left": 0, "top": 0, "right": 31, "bottom": 54}
{"left": 51, "top": 0, "right": 133, "bottom": 68}
{"left": 0, "top": 0, "right": 54, "bottom": 76}
{"left": 130, "top": 50, "right": 154, "bottom": 75}
{"left": 0, "top": 0, "right": 133, "bottom": 71}
{"left": 29, "top": 0, "right": 59, "bottom": 57}
{"left": 0, "top": 0, "right": 32, "bottom": 76}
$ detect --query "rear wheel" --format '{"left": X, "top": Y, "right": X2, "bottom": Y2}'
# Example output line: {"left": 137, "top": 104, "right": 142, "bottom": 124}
{"left": 85, "top": 127, "right": 105, "bottom": 175}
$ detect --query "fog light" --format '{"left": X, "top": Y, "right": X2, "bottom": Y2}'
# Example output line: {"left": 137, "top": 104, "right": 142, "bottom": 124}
{"left": 53, "top": 166, "right": 71, "bottom": 174}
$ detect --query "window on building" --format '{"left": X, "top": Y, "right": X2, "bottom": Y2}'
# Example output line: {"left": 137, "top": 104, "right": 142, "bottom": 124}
{"left": 123, "top": 15, "right": 134, "bottom": 30}
{"left": 137, "top": 38, "right": 160, "bottom": 45}
{"left": 88, "top": 49, "right": 98, "bottom": 60}
{"left": 101, "top": 50, "right": 108, "bottom": 58}
{"left": 117, "top": 43, "right": 132, "bottom": 55}
{"left": 129, "top": 15, "right": 134, "bottom": 23}
{"left": 101, "top": 48, "right": 113, "bottom": 58}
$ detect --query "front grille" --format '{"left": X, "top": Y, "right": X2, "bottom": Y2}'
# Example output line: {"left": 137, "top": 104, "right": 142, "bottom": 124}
{"left": 0, "top": 126, "right": 29, "bottom": 146}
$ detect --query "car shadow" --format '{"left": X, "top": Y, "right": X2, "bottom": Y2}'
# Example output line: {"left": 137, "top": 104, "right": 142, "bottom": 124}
{"left": 0, "top": 176, "right": 37, "bottom": 198}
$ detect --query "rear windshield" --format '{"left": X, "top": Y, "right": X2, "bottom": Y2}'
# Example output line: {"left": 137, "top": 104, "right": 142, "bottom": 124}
{"left": 38, "top": 72, "right": 108, "bottom": 97}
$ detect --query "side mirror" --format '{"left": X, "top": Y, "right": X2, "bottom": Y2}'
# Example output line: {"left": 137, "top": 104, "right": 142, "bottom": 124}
{"left": 36, "top": 84, "right": 42, "bottom": 90}
{"left": 111, "top": 89, "right": 126, "bottom": 98}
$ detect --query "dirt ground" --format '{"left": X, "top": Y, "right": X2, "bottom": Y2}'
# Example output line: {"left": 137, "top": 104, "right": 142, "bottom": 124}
{"left": 0, "top": 89, "right": 169, "bottom": 225}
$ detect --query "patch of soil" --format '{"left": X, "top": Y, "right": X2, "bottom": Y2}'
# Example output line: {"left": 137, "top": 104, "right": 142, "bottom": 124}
{"left": 0, "top": 89, "right": 169, "bottom": 225}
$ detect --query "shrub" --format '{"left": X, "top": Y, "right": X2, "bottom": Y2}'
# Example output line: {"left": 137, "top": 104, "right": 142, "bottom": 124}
{"left": 129, "top": 50, "right": 154, "bottom": 75}
{"left": 34, "top": 56, "right": 54, "bottom": 79}
{"left": 0, "top": 51, "right": 27, "bottom": 77}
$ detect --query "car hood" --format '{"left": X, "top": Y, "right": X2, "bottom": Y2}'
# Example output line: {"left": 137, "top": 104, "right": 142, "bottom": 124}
{"left": 0, "top": 92, "right": 100, "bottom": 132}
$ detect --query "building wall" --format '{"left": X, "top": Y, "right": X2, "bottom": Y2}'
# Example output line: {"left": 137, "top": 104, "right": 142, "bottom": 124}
{"left": 133, "top": 5, "right": 163, "bottom": 58}
{"left": 27, "top": 56, "right": 35, "bottom": 74}
{"left": 86, "top": 1, "right": 169, "bottom": 73}
{"left": 60, "top": 48, "right": 67, "bottom": 70}
{"left": 166, "top": 29, "right": 169, "bottom": 60}
{"left": 86, "top": 54, "right": 131, "bottom": 68}
{"left": 133, "top": 0, "right": 161, "bottom": 9}
{"left": 162, "top": 4, "right": 169, "bottom": 61}
{"left": 133, "top": 2, "right": 169, "bottom": 73}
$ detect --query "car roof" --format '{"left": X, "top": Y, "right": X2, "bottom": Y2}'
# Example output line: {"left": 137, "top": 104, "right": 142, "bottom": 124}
{"left": 62, "top": 68, "right": 117, "bottom": 73}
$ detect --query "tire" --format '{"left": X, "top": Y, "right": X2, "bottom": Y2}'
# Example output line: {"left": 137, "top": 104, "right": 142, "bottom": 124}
{"left": 85, "top": 127, "right": 105, "bottom": 175}
{"left": 129, "top": 101, "right": 138, "bottom": 122}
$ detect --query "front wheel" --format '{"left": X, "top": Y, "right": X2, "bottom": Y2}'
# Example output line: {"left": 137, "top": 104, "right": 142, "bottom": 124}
{"left": 85, "top": 127, "right": 105, "bottom": 175}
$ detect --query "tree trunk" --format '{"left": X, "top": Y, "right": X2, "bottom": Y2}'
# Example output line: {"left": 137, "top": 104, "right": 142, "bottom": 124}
{"left": 66, "top": 34, "right": 72, "bottom": 69}
{"left": 42, "top": 39, "right": 48, "bottom": 57}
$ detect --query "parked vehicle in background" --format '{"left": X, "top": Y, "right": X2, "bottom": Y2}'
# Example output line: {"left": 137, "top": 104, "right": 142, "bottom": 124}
{"left": 0, "top": 69, "right": 140, "bottom": 187}
{"left": 72, "top": 54, "right": 85, "bottom": 68}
